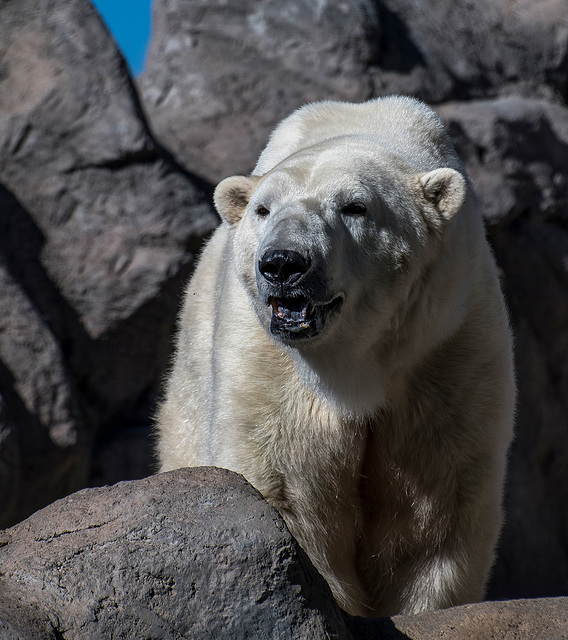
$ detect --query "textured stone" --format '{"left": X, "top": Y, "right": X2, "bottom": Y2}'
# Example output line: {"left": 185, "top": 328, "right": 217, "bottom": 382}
{"left": 0, "top": 184, "right": 89, "bottom": 527}
{"left": 370, "top": 0, "right": 568, "bottom": 103}
{"left": 437, "top": 98, "right": 568, "bottom": 229}
{"left": 388, "top": 597, "right": 568, "bottom": 639}
{"left": 139, "top": 0, "right": 568, "bottom": 184}
{"left": 0, "top": 0, "right": 217, "bottom": 526}
{"left": 138, "top": 0, "right": 378, "bottom": 182}
{"left": 435, "top": 98, "right": 568, "bottom": 599}
{"left": 0, "top": 468, "right": 351, "bottom": 640}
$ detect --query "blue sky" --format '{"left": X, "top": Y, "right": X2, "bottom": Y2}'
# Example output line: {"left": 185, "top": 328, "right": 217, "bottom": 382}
{"left": 92, "top": 0, "right": 153, "bottom": 76}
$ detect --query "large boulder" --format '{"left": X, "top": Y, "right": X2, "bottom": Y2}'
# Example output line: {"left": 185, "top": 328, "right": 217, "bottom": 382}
{"left": 437, "top": 98, "right": 568, "bottom": 229}
{"left": 139, "top": 0, "right": 568, "bottom": 183}
{"left": 0, "top": 0, "right": 217, "bottom": 527}
{"left": 1, "top": 468, "right": 567, "bottom": 639}
{"left": 369, "top": 0, "right": 568, "bottom": 103}
{"left": 138, "top": 0, "right": 378, "bottom": 183}
{"left": 0, "top": 468, "right": 352, "bottom": 640}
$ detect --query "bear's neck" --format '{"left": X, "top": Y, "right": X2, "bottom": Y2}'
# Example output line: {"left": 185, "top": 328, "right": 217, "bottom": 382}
{"left": 288, "top": 340, "right": 389, "bottom": 418}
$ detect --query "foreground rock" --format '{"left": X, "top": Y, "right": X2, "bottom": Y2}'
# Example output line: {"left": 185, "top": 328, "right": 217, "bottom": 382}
{"left": 0, "top": 468, "right": 567, "bottom": 639}
{"left": 384, "top": 598, "right": 568, "bottom": 640}
{"left": 0, "top": 468, "right": 350, "bottom": 640}
{"left": 0, "top": 0, "right": 217, "bottom": 526}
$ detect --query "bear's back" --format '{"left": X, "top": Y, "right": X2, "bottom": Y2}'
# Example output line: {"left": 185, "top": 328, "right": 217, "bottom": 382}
{"left": 254, "top": 96, "right": 462, "bottom": 176}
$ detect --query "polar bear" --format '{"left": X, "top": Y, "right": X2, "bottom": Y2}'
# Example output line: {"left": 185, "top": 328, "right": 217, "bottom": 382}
{"left": 156, "top": 97, "right": 515, "bottom": 617}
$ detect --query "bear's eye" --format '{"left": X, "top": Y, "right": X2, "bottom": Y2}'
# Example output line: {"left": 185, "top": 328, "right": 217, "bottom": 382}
{"left": 341, "top": 202, "right": 366, "bottom": 216}
{"left": 256, "top": 205, "right": 270, "bottom": 217}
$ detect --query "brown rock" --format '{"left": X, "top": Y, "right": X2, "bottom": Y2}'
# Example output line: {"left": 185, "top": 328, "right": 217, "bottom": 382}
{"left": 389, "top": 598, "right": 568, "bottom": 639}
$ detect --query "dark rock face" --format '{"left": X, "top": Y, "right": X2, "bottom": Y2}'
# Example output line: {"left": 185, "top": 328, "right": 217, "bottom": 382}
{"left": 0, "top": 0, "right": 217, "bottom": 527}
{"left": 0, "top": 469, "right": 566, "bottom": 639}
{"left": 0, "top": 468, "right": 352, "bottom": 640}
{"left": 437, "top": 98, "right": 568, "bottom": 598}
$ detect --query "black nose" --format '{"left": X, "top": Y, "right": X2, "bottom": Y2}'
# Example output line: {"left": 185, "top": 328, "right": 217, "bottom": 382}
{"left": 258, "top": 250, "right": 310, "bottom": 286}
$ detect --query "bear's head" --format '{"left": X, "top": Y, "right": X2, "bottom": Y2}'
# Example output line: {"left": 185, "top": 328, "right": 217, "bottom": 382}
{"left": 214, "top": 138, "right": 466, "bottom": 349}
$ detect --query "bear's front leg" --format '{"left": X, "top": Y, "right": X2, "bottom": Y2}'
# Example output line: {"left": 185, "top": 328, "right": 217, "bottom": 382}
{"left": 356, "top": 477, "right": 503, "bottom": 616}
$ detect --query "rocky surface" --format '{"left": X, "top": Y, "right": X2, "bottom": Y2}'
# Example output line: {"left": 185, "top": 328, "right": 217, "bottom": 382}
{"left": 138, "top": 0, "right": 568, "bottom": 184}
{"left": 0, "top": 0, "right": 217, "bottom": 526}
{"left": 385, "top": 597, "right": 568, "bottom": 640}
{"left": 437, "top": 98, "right": 568, "bottom": 599}
{"left": 1, "top": 468, "right": 567, "bottom": 640}
{"left": 0, "top": 468, "right": 351, "bottom": 640}
{"left": 138, "top": 0, "right": 377, "bottom": 184}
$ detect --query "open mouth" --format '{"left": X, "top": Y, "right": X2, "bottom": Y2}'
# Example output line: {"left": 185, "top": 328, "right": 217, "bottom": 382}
{"left": 268, "top": 295, "right": 343, "bottom": 340}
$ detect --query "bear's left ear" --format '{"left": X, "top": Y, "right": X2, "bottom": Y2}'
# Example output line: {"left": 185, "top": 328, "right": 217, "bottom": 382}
{"left": 213, "top": 175, "right": 260, "bottom": 225}
{"left": 416, "top": 168, "right": 466, "bottom": 232}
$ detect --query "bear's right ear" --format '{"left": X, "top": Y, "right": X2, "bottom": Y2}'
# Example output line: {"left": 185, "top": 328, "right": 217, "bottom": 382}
{"left": 213, "top": 175, "right": 260, "bottom": 225}
{"left": 416, "top": 168, "right": 466, "bottom": 233}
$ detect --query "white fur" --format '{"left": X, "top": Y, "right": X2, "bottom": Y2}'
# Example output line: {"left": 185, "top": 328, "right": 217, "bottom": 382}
{"left": 156, "top": 97, "right": 515, "bottom": 617}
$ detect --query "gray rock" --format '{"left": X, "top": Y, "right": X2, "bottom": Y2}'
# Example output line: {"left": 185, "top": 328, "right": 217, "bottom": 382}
{"left": 370, "top": 0, "right": 568, "bottom": 103}
{"left": 0, "top": 0, "right": 217, "bottom": 526}
{"left": 489, "top": 227, "right": 568, "bottom": 599}
{"left": 0, "top": 467, "right": 352, "bottom": 640}
{"left": 437, "top": 98, "right": 568, "bottom": 229}
{"left": 138, "top": 0, "right": 378, "bottom": 182}
{"left": 139, "top": 0, "right": 568, "bottom": 184}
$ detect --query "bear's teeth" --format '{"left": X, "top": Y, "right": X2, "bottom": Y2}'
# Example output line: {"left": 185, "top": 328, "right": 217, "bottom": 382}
{"left": 270, "top": 298, "right": 311, "bottom": 322}
{"left": 270, "top": 298, "right": 284, "bottom": 318}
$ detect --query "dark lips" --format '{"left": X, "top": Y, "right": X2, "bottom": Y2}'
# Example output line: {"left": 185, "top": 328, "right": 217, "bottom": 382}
{"left": 268, "top": 295, "right": 343, "bottom": 340}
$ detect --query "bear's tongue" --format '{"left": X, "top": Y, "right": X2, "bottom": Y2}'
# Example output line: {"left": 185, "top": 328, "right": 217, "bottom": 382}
{"left": 270, "top": 297, "right": 312, "bottom": 323}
